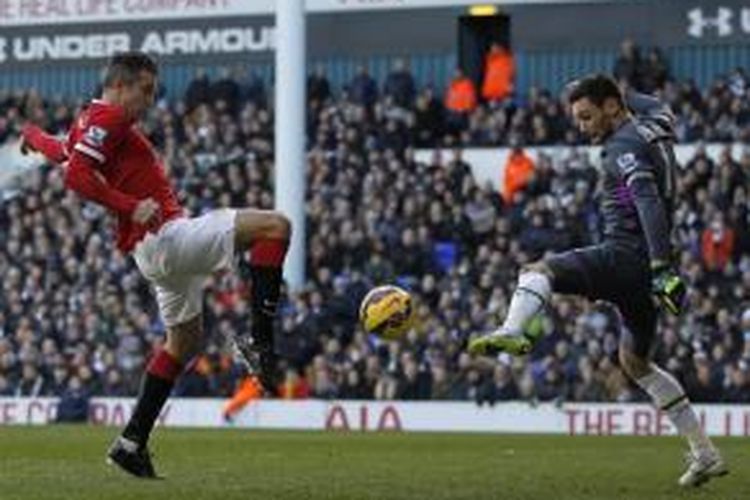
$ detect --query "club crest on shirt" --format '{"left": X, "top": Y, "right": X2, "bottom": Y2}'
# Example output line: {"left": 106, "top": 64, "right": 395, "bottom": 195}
{"left": 616, "top": 152, "right": 638, "bottom": 174}
{"left": 83, "top": 126, "right": 108, "bottom": 148}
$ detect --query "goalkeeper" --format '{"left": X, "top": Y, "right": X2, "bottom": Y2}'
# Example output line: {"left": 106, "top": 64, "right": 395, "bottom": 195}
{"left": 469, "top": 74, "right": 727, "bottom": 487}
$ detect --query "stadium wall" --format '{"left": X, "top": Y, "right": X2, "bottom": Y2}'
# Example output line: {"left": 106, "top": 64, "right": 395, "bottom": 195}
{"left": 1, "top": 398, "right": 750, "bottom": 437}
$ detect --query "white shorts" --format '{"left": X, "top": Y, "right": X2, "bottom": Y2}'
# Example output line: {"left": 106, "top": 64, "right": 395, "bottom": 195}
{"left": 133, "top": 209, "right": 237, "bottom": 327}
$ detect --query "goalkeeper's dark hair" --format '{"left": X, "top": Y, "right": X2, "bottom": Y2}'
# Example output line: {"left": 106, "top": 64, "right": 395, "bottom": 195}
{"left": 567, "top": 74, "right": 624, "bottom": 108}
{"left": 103, "top": 51, "right": 158, "bottom": 88}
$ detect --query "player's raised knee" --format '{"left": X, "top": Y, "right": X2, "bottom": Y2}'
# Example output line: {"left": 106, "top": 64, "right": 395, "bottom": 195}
{"left": 618, "top": 349, "right": 650, "bottom": 379}
{"left": 235, "top": 210, "right": 292, "bottom": 249}
{"left": 269, "top": 211, "right": 292, "bottom": 240}
{"left": 521, "top": 261, "right": 554, "bottom": 280}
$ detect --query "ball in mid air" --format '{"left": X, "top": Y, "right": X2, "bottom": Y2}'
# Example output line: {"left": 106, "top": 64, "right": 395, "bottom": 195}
{"left": 359, "top": 285, "right": 415, "bottom": 340}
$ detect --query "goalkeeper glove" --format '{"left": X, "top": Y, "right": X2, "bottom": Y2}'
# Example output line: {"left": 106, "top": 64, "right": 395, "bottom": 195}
{"left": 650, "top": 261, "right": 686, "bottom": 315}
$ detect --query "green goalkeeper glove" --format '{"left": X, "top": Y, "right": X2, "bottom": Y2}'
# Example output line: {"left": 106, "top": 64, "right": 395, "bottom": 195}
{"left": 651, "top": 261, "right": 686, "bottom": 315}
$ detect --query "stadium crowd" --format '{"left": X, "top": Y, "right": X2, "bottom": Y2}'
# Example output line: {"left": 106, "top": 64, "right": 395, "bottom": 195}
{"left": 0, "top": 53, "right": 749, "bottom": 407}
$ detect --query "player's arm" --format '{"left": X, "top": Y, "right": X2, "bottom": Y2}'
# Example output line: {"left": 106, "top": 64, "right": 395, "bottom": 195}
{"left": 621, "top": 156, "right": 672, "bottom": 262}
{"left": 65, "top": 152, "right": 160, "bottom": 225}
{"left": 20, "top": 124, "right": 68, "bottom": 164}
{"left": 613, "top": 144, "right": 685, "bottom": 314}
{"left": 64, "top": 151, "right": 139, "bottom": 215}
{"left": 67, "top": 107, "right": 159, "bottom": 224}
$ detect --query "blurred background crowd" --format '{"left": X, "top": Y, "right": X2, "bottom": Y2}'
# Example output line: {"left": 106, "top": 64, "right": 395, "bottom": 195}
{"left": 0, "top": 42, "right": 749, "bottom": 407}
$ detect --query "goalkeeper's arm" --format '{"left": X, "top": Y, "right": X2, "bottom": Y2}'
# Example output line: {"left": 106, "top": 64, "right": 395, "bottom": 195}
{"left": 628, "top": 168, "right": 685, "bottom": 315}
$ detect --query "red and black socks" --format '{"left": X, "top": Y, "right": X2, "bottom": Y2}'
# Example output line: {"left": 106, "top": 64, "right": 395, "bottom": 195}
{"left": 122, "top": 348, "right": 182, "bottom": 448}
{"left": 249, "top": 238, "right": 288, "bottom": 345}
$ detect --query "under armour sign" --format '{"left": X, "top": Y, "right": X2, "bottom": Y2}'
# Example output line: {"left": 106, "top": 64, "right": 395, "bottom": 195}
{"left": 687, "top": 6, "right": 750, "bottom": 38}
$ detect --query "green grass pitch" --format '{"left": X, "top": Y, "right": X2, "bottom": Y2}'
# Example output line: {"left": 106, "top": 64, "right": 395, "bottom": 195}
{"left": 0, "top": 426, "right": 747, "bottom": 500}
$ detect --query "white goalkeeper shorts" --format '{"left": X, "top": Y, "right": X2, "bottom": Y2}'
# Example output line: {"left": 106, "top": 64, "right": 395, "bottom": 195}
{"left": 133, "top": 209, "right": 238, "bottom": 327}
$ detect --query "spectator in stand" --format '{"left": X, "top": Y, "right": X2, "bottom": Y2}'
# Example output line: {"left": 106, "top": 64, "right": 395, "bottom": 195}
{"left": 446, "top": 147, "right": 472, "bottom": 197}
{"left": 484, "top": 364, "right": 520, "bottom": 403}
{"left": 683, "top": 352, "right": 721, "bottom": 403}
{"left": 640, "top": 47, "right": 670, "bottom": 92}
{"left": 481, "top": 42, "right": 515, "bottom": 104}
{"left": 16, "top": 363, "right": 46, "bottom": 397}
{"left": 384, "top": 58, "right": 416, "bottom": 109}
{"left": 723, "top": 361, "right": 750, "bottom": 403}
{"left": 502, "top": 144, "right": 535, "bottom": 204}
{"left": 444, "top": 68, "right": 478, "bottom": 134}
{"left": 278, "top": 368, "right": 311, "bottom": 399}
{"left": 349, "top": 65, "right": 379, "bottom": 109}
{"left": 412, "top": 87, "right": 444, "bottom": 147}
{"left": 728, "top": 67, "right": 747, "bottom": 100}
{"left": 701, "top": 214, "right": 735, "bottom": 272}
{"left": 0, "top": 374, "right": 12, "bottom": 396}
{"left": 56, "top": 375, "right": 91, "bottom": 423}
{"left": 613, "top": 38, "right": 642, "bottom": 89}
{"left": 741, "top": 309, "right": 750, "bottom": 360}
{"left": 245, "top": 70, "right": 268, "bottom": 107}
{"left": 397, "top": 354, "right": 432, "bottom": 400}
{"left": 184, "top": 67, "right": 211, "bottom": 112}
{"left": 307, "top": 64, "right": 332, "bottom": 104}
{"left": 339, "top": 368, "right": 371, "bottom": 399}
{"left": 210, "top": 66, "right": 241, "bottom": 113}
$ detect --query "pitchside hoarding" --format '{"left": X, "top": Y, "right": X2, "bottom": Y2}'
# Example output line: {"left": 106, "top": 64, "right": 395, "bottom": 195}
{"left": 2, "top": 398, "right": 750, "bottom": 436}
{"left": 0, "top": 0, "right": 747, "bottom": 68}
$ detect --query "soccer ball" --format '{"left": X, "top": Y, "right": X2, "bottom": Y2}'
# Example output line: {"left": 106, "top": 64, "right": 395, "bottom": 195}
{"left": 359, "top": 285, "right": 415, "bottom": 340}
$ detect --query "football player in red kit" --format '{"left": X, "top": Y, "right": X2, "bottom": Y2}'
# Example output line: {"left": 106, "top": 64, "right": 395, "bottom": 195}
{"left": 21, "top": 52, "right": 290, "bottom": 478}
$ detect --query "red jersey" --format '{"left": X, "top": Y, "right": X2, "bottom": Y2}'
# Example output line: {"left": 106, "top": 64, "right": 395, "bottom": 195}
{"left": 66, "top": 100, "right": 183, "bottom": 252}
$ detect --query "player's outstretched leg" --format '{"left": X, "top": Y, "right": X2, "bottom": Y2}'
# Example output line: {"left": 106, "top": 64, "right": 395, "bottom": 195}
{"left": 622, "top": 352, "right": 728, "bottom": 487}
{"left": 468, "top": 265, "right": 551, "bottom": 356}
{"left": 232, "top": 210, "right": 291, "bottom": 394}
{"left": 107, "top": 315, "right": 202, "bottom": 479}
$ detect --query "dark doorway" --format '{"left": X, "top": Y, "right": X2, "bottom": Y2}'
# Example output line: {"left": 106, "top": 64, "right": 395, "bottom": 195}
{"left": 458, "top": 13, "right": 511, "bottom": 88}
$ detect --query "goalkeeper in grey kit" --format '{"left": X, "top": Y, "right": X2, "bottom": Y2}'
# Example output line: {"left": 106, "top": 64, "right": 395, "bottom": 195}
{"left": 469, "top": 74, "right": 727, "bottom": 487}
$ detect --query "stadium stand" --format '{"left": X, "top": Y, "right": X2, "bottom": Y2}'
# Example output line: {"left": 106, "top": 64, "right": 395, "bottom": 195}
{"left": 0, "top": 58, "right": 748, "bottom": 404}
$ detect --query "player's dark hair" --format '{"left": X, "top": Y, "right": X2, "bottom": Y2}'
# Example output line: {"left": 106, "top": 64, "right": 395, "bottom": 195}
{"left": 568, "top": 74, "right": 624, "bottom": 108}
{"left": 103, "top": 52, "right": 158, "bottom": 88}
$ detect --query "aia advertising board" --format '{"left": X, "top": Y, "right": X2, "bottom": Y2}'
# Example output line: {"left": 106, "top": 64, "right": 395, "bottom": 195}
{"left": 2, "top": 398, "right": 750, "bottom": 437}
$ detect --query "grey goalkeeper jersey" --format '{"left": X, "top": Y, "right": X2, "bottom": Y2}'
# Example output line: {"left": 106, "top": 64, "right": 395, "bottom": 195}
{"left": 599, "top": 91, "right": 678, "bottom": 262}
